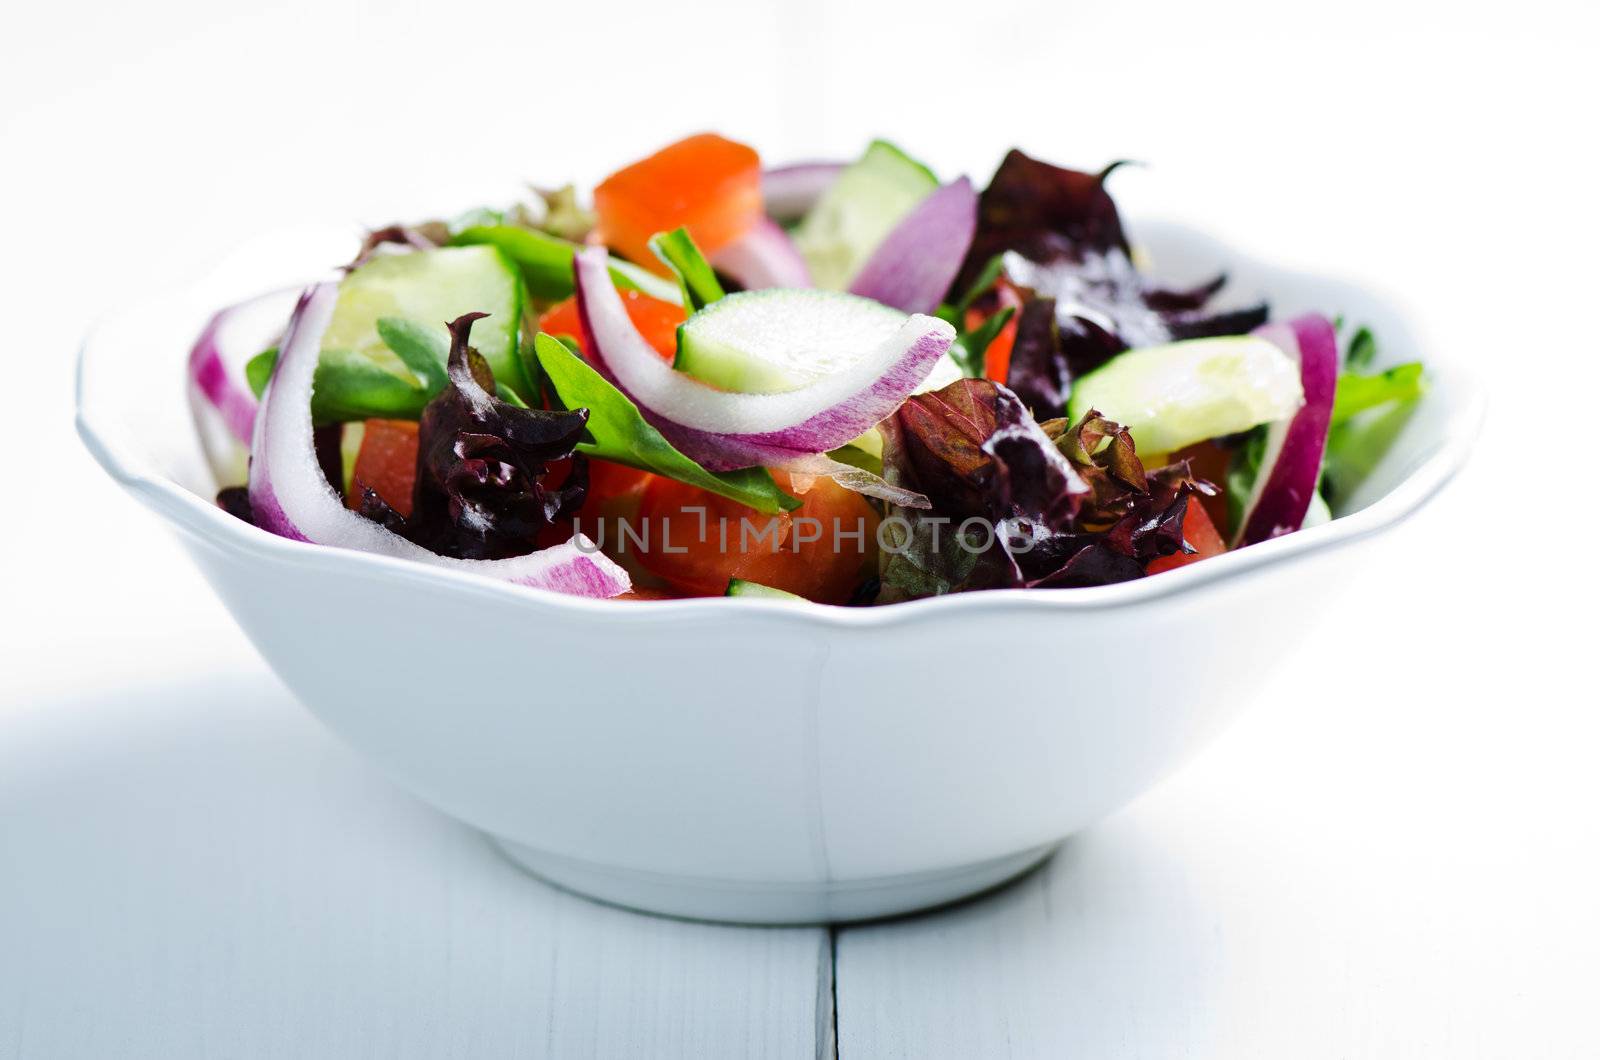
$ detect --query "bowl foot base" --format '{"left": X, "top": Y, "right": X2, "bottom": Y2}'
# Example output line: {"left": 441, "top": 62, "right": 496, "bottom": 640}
{"left": 489, "top": 838, "right": 1060, "bottom": 925}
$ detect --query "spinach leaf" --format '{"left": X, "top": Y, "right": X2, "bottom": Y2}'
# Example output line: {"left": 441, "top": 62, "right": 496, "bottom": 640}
{"left": 243, "top": 316, "right": 468, "bottom": 425}
{"left": 452, "top": 225, "right": 679, "bottom": 305}
{"left": 374, "top": 317, "right": 448, "bottom": 395}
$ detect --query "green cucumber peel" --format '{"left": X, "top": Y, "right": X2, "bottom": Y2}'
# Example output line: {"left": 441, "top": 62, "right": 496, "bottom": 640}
{"left": 725, "top": 578, "right": 804, "bottom": 600}
{"left": 531, "top": 332, "right": 801, "bottom": 514}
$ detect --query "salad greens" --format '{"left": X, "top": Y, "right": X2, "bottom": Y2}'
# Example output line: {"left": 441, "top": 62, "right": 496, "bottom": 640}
{"left": 1321, "top": 330, "right": 1427, "bottom": 506}
{"left": 196, "top": 132, "right": 1425, "bottom": 603}
{"left": 649, "top": 227, "right": 726, "bottom": 313}
{"left": 245, "top": 317, "right": 452, "bottom": 425}
{"left": 937, "top": 253, "right": 1015, "bottom": 379}
{"left": 452, "top": 223, "right": 681, "bottom": 305}
{"left": 369, "top": 313, "right": 591, "bottom": 560}
{"left": 966, "top": 149, "right": 1268, "bottom": 417}
{"left": 877, "top": 379, "right": 1214, "bottom": 600}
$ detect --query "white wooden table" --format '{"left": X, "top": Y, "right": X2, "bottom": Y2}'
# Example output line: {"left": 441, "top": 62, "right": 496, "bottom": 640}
{"left": 3, "top": 0, "right": 1596, "bottom": 1054}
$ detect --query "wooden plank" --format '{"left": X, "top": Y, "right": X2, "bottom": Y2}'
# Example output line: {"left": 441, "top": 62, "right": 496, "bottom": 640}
{"left": 835, "top": 500, "right": 1599, "bottom": 1059}
{"left": 0, "top": 671, "right": 831, "bottom": 1060}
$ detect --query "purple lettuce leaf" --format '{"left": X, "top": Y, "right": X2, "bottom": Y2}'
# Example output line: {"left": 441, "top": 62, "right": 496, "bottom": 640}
{"left": 957, "top": 150, "right": 1131, "bottom": 293}
{"left": 965, "top": 149, "right": 1268, "bottom": 416}
{"left": 877, "top": 378, "right": 1214, "bottom": 600}
{"left": 398, "top": 312, "right": 591, "bottom": 560}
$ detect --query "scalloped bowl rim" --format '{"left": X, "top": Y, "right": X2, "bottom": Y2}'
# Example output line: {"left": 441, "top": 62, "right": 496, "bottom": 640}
{"left": 75, "top": 219, "right": 1484, "bottom": 630}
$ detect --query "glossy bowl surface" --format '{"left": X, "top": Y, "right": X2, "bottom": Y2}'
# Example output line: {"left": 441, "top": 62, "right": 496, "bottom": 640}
{"left": 76, "top": 221, "right": 1481, "bottom": 923}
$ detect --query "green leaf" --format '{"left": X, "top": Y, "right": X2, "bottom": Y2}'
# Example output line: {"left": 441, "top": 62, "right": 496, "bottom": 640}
{"left": 950, "top": 305, "right": 1015, "bottom": 378}
{"left": 1345, "top": 325, "right": 1378, "bottom": 371}
{"left": 949, "top": 253, "right": 1007, "bottom": 319}
{"left": 1225, "top": 425, "right": 1268, "bottom": 535}
{"left": 308, "top": 348, "right": 432, "bottom": 425}
{"left": 515, "top": 337, "right": 544, "bottom": 402}
{"left": 1331, "top": 362, "right": 1425, "bottom": 425}
{"left": 1226, "top": 362, "right": 1426, "bottom": 524}
{"left": 648, "top": 227, "right": 725, "bottom": 313}
{"left": 532, "top": 332, "right": 800, "bottom": 513}
{"left": 375, "top": 317, "right": 448, "bottom": 394}
{"left": 1320, "top": 362, "right": 1427, "bottom": 506}
{"left": 725, "top": 578, "right": 804, "bottom": 600}
{"left": 936, "top": 253, "right": 1011, "bottom": 376}
{"left": 1322, "top": 400, "right": 1420, "bottom": 507}
{"left": 451, "top": 225, "right": 680, "bottom": 305}
{"left": 247, "top": 322, "right": 545, "bottom": 426}
{"left": 246, "top": 343, "right": 430, "bottom": 423}
{"left": 245, "top": 347, "right": 278, "bottom": 399}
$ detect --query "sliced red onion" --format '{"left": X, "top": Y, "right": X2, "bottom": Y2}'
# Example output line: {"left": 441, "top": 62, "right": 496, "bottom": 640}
{"left": 1232, "top": 314, "right": 1339, "bottom": 547}
{"left": 710, "top": 218, "right": 811, "bottom": 290}
{"left": 573, "top": 247, "right": 951, "bottom": 483}
{"left": 762, "top": 162, "right": 844, "bottom": 224}
{"left": 847, "top": 177, "right": 978, "bottom": 315}
{"left": 187, "top": 290, "right": 297, "bottom": 443}
{"left": 247, "top": 282, "right": 631, "bottom": 597}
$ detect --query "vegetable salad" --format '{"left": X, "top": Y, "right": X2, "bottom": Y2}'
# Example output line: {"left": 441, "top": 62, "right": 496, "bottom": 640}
{"left": 191, "top": 134, "right": 1425, "bottom": 604}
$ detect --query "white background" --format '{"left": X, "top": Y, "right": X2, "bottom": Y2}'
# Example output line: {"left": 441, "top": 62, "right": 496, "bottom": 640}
{"left": 2, "top": 1, "right": 1598, "bottom": 1056}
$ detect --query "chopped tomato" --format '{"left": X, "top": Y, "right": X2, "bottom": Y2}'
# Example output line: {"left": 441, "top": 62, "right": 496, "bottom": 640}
{"left": 586, "top": 458, "right": 656, "bottom": 503}
{"left": 1144, "top": 497, "right": 1227, "bottom": 574}
{"left": 593, "top": 133, "right": 762, "bottom": 272}
{"left": 965, "top": 279, "right": 1026, "bottom": 382}
{"left": 614, "top": 586, "right": 682, "bottom": 601}
{"left": 633, "top": 472, "right": 878, "bottom": 603}
{"left": 346, "top": 418, "right": 419, "bottom": 517}
{"left": 538, "top": 289, "right": 683, "bottom": 361}
{"left": 534, "top": 455, "right": 658, "bottom": 552}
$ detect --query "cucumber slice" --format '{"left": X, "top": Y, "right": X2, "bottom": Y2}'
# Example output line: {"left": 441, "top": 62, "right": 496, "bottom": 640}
{"left": 1066, "top": 335, "right": 1304, "bottom": 455}
{"left": 725, "top": 578, "right": 804, "bottom": 601}
{"left": 339, "top": 421, "right": 364, "bottom": 494}
{"left": 677, "top": 288, "right": 906, "bottom": 393}
{"left": 792, "top": 140, "right": 938, "bottom": 291}
{"left": 323, "top": 246, "right": 526, "bottom": 397}
{"left": 675, "top": 288, "right": 963, "bottom": 396}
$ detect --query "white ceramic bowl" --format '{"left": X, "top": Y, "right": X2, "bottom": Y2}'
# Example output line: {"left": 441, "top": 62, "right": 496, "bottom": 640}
{"left": 76, "top": 221, "right": 1481, "bottom": 924}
